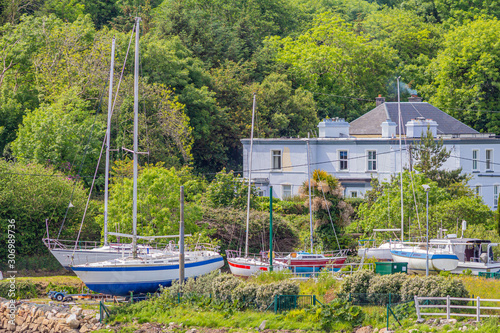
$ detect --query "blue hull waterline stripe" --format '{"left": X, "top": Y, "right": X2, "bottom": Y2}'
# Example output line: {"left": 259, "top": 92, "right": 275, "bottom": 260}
{"left": 86, "top": 281, "right": 176, "bottom": 296}
{"left": 390, "top": 251, "right": 458, "bottom": 260}
{"left": 72, "top": 257, "right": 223, "bottom": 272}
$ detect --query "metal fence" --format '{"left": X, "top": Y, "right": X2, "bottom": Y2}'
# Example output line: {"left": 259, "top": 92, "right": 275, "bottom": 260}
{"left": 415, "top": 296, "right": 500, "bottom": 321}
{"left": 273, "top": 295, "right": 321, "bottom": 312}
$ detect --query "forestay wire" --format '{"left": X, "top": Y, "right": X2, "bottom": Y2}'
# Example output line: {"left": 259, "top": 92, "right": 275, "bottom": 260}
{"left": 71, "top": 26, "right": 137, "bottom": 258}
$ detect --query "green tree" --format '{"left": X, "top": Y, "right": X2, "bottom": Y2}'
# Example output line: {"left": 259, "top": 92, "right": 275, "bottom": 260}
{"left": 37, "top": 0, "right": 85, "bottom": 23}
{"left": 151, "top": 0, "right": 300, "bottom": 66}
{"left": 360, "top": 7, "right": 443, "bottom": 89}
{"left": 205, "top": 169, "right": 255, "bottom": 210}
{"left": 434, "top": 0, "right": 500, "bottom": 24}
{"left": 420, "top": 18, "right": 500, "bottom": 134}
{"left": 103, "top": 164, "right": 204, "bottom": 241}
{"left": 290, "top": 0, "right": 379, "bottom": 23}
{"left": 270, "top": 12, "right": 398, "bottom": 120}
{"left": 299, "top": 169, "right": 353, "bottom": 250}
{"left": 0, "top": 15, "right": 58, "bottom": 154}
{"left": 0, "top": 160, "right": 98, "bottom": 258}
{"left": 356, "top": 172, "right": 491, "bottom": 239}
{"left": 410, "top": 128, "right": 469, "bottom": 190}
{"left": 11, "top": 88, "right": 106, "bottom": 178}
{"left": 411, "top": 127, "right": 451, "bottom": 174}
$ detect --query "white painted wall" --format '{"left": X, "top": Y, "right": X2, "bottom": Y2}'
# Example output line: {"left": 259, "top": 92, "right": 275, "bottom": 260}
{"left": 242, "top": 137, "right": 500, "bottom": 209}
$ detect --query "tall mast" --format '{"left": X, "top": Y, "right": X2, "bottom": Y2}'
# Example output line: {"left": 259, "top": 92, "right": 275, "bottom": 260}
{"left": 245, "top": 93, "right": 257, "bottom": 257}
{"left": 307, "top": 133, "right": 313, "bottom": 253}
{"left": 104, "top": 37, "right": 115, "bottom": 246}
{"left": 132, "top": 17, "right": 140, "bottom": 258}
{"left": 397, "top": 76, "right": 403, "bottom": 242}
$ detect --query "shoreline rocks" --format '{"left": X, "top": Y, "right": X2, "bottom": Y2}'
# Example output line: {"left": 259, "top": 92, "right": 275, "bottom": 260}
{"left": 0, "top": 300, "right": 101, "bottom": 332}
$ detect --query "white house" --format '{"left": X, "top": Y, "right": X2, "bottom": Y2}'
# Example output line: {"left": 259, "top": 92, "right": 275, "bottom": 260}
{"left": 242, "top": 96, "right": 500, "bottom": 209}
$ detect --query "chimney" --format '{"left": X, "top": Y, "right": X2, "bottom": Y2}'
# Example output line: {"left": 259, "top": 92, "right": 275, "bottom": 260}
{"left": 381, "top": 119, "right": 397, "bottom": 138}
{"left": 408, "top": 94, "right": 422, "bottom": 102}
{"left": 376, "top": 94, "right": 385, "bottom": 106}
{"left": 406, "top": 117, "right": 438, "bottom": 138}
{"left": 318, "top": 118, "right": 350, "bottom": 138}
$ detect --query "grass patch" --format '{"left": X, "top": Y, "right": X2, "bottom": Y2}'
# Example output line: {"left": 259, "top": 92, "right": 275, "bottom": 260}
{"left": 0, "top": 275, "right": 83, "bottom": 299}
{"left": 0, "top": 255, "right": 71, "bottom": 277}
{"left": 461, "top": 276, "right": 500, "bottom": 299}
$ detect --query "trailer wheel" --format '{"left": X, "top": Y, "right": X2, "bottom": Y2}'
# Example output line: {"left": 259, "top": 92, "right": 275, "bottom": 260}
{"left": 55, "top": 294, "right": 64, "bottom": 302}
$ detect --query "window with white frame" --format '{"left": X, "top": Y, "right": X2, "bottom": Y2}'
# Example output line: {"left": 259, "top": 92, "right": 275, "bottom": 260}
{"left": 486, "top": 149, "right": 493, "bottom": 170}
{"left": 367, "top": 150, "right": 377, "bottom": 171}
{"left": 495, "top": 185, "right": 499, "bottom": 209}
{"left": 475, "top": 185, "right": 481, "bottom": 196}
{"left": 256, "top": 189, "right": 264, "bottom": 197}
{"left": 271, "top": 150, "right": 282, "bottom": 170}
{"left": 339, "top": 150, "right": 348, "bottom": 170}
{"left": 282, "top": 184, "right": 292, "bottom": 199}
{"left": 472, "top": 149, "right": 479, "bottom": 171}
{"left": 350, "top": 191, "right": 358, "bottom": 198}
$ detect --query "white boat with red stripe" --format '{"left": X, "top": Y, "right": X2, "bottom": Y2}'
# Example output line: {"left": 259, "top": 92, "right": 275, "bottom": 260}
{"left": 226, "top": 250, "right": 288, "bottom": 277}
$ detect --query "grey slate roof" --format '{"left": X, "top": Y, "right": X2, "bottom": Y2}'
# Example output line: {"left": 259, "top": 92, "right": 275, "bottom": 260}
{"left": 349, "top": 102, "right": 479, "bottom": 136}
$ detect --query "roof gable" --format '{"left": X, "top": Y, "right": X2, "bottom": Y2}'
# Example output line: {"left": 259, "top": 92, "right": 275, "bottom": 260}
{"left": 349, "top": 102, "right": 479, "bottom": 136}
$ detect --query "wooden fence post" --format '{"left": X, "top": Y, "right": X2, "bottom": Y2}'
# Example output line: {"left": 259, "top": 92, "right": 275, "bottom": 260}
{"left": 446, "top": 295, "right": 450, "bottom": 320}
{"left": 477, "top": 296, "right": 481, "bottom": 321}
{"left": 414, "top": 296, "right": 421, "bottom": 320}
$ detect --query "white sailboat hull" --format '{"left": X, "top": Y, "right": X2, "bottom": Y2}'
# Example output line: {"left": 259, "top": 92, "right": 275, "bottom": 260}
{"left": 49, "top": 245, "right": 161, "bottom": 269}
{"left": 391, "top": 248, "right": 459, "bottom": 273}
{"left": 451, "top": 262, "right": 500, "bottom": 275}
{"left": 72, "top": 251, "right": 224, "bottom": 295}
{"left": 358, "top": 243, "right": 393, "bottom": 261}
{"left": 227, "top": 257, "right": 287, "bottom": 277}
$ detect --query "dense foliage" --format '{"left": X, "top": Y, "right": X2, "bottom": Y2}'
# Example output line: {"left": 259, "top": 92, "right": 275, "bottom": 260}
{"left": 0, "top": 160, "right": 99, "bottom": 258}
{"left": 2, "top": 0, "right": 500, "bottom": 260}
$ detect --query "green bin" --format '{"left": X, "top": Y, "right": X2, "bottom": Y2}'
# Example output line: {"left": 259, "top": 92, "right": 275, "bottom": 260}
{"left": 478, "top": 272, "right": 497, "bottom": 278}
{"left": 375, "top": 262, "right": 408, "bottom": 275}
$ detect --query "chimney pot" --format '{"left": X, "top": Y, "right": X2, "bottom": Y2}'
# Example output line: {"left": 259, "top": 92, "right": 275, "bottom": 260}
{"left": 408, "top": 95, "right": 422, "bottom": 102}
{"left": 376, "top": 95, "right": 386, "bottom": 107}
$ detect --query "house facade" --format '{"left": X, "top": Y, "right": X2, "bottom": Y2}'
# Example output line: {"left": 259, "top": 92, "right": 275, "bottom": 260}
{"left": 242, "top": 97, "right": 500, "bottom": 209}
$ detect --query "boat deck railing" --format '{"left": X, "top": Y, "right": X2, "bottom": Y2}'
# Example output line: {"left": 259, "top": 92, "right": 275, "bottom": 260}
{"left": 44, "top": 238, "right": 218, "bottom": 254}
{"left": 225, "top": 249, "right": 271, "bottom": 262}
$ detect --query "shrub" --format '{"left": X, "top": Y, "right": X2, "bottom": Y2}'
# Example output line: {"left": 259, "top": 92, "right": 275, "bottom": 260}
{"left": 211, "top": 274, "right": 243, "bottom": 302}
{"left": 339, "top": 269, "right": 375, "bottom": 304}
{"left": 231, "top": 283, "right": 259, "bottom": 309}
{"left": 255, "top": 280, "right": 300, "bottom": 310}
{"left": 340, "top": 269, "right": 375, "bottom": 295}
{"left": 401, "top": 275, "right": 469, "bottom": 301}
{"left": 367, "top": 273, "right": 408, "bottom": 305}
{"left": 313, "top": 298, "right": 364, "bottom": 331}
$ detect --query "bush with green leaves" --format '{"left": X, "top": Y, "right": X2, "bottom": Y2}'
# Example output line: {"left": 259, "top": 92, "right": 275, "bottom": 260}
{"left": 211, "top": 273, "right": 243, "bottom": 302}
{"left": 401, "top": 275, "right": 469, "bottom": 301}
{"left": 367, "top": 273, "right": 408, "bottom": 305}
{"left": 231, "top": 282, "right": 259, "bottom": 309}
{"left": 255, "top": 279, "right": 300, "bottom": 310}
{"left": 312, "top": 298, "right": 364, "bottom": 331}
{"left": 340, "top": 269, "right": 375, "bottom": 295}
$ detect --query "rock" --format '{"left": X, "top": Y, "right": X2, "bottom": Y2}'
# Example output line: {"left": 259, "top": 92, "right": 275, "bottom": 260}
{"left": 416, "top": 318, "right": 426, "bottom": 324}
{"left": 95, "top": 313, "right": 101, "bottom": 322}
{"left": 6, "top": 322, "right": 16, "bottom": 331}
{"left": 66, "top": 314, "right": 80, "bottom": 329}
{"left": 356, "top": 326, "right": 373, "bottom": 333}
{"left": 71, "top": 307, "right": 82, "bottom": 316}
{"left": 258, "top": 320, "right": 267, "bottom": 331}
{"left": 378, "top": 329, "right": 393, "bottom": 333}
{"left": 408, "top": 329, "right": 418, "bottom": 333}
{"left": 79, "top": 324, "right": 91, "bottom": 333}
